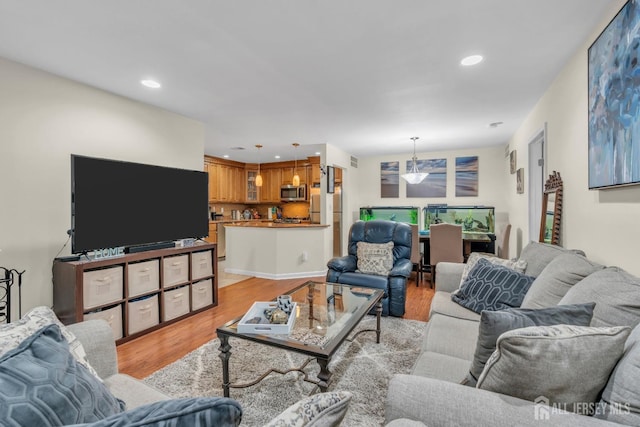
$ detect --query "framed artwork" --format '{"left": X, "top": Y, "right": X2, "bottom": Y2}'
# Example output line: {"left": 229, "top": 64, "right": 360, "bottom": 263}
{"left": 327, "top": 166, "right": 335, "bottom": 194}
{"left": 509, "top": 150, "right": 517, "bottom": 174}
{"left": 405, "top": 158, "right": 446, "bottom": 197}
{"left": 589, "top": 0, "right": 640, "bottom": 189}
{"left": 517, "top": 168, "right": 524, "bottom": 194}
{"left": 455, "top": 156, "right": 478, "bottom": 197}
{"left": 380, "top": 161, "right": 399, "bottom": 198}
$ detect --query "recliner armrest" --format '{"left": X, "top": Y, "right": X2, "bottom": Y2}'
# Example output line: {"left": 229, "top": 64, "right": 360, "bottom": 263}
{"left": 327, "top": 255, "right": 357, "bottom": 272}
{"left": 390, "top": 258, "right": 413, "bottom": 277}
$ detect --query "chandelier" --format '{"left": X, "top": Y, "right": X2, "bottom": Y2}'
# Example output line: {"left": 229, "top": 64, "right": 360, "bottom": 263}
{"left": 401, "top": 137, "right": 429, "bottom": 184}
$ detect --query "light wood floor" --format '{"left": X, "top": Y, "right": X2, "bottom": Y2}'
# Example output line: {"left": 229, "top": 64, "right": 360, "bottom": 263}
{"left": 117, "top": 274, "right": 435, "bottom": 379}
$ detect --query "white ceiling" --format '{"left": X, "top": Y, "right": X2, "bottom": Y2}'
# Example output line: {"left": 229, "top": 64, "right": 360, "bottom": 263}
{"left": 0, "top": 1, "right": 615, "bottom": 163}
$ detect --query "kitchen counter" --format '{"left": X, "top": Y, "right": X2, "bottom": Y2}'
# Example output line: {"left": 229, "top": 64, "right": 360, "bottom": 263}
{"left": 224, "top": 222, "right": 329, "bottom": 228}
{"left": 224, "top": 223, "right": 330, "bottom": 279}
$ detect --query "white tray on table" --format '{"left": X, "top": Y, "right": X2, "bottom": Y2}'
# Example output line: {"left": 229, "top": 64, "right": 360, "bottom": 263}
{"left": 237, "top": 301, "right": 297, "bottom": 335}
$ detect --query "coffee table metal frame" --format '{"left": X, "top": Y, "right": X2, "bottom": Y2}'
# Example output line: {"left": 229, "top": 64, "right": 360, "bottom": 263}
{"left": 216, "top": 280, "right": 383, "bottom": 397}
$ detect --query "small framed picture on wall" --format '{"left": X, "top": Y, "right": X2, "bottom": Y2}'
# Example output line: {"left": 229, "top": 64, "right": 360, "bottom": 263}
{"left": 517, "top": 168, "right": 524, "bottom": 194}
{"left": 327, "top": 166, "right": 335, "bottom": 194}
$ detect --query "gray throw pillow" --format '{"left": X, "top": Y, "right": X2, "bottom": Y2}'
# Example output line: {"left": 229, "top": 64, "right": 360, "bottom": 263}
{"left": 559, "top": 267, "right": 640, "bottom": 328}
{"left": 263, "top": 391, "right": 352, "bottom": 427}
{"left": 521, "top": 253, "right": 604, "bottom": 309}
{"left": 517, "top": 241, "right": 585, "bottom": 277}
{"left": 452, "top": 258, "right": 535, "bottom": 314}
{"left": 595, "top": 323, "right": 640, "bottom": 425}
{"left": 463, "top": 303, "right": 595, "bottom": 386}
{"left": 356, "top": 241, "right": 394, "bottom": 276}
{"left": 477, "top": 325, "right": 630, "bottom": 414}
{"left": 68, "top": 398, "right": 242, "bottom": 427}
{"left": 0, "top": 324, "right": 125, "bottom": 426}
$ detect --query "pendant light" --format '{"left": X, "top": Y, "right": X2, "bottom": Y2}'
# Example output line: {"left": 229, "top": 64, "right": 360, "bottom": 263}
{"left": 401, "top": 137, "right": 429, "bottom": 184}
{"left": 292, "top": 143, "right": 300, "bottom": 186}
{"left": 255, "top": 144, "right": 263, "bottom": 187}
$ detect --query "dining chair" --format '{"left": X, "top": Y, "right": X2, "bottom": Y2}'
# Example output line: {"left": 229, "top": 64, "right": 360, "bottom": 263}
{"left": 496, "top": 223, "right": 511, "bottom": 259}
{"left": 429, "top": 223, "right": 463, "bottom": 287}
{"left": 409, "top": 224, "right": 423, "bottom": 286}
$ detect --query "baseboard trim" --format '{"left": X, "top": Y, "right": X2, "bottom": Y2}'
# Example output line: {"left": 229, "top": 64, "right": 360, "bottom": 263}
{"left": 224, "top": 268, "right": 327, "bottom": 280}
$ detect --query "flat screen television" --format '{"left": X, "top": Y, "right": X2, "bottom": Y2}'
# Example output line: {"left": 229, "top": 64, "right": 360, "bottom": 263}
{"left": 71, "top": 155, "right": 208, "bottom": 254}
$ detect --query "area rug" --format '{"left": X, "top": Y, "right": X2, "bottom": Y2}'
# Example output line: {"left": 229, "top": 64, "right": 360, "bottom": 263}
{"left": 143, "top": 316, "right": 428, "bottom": 426}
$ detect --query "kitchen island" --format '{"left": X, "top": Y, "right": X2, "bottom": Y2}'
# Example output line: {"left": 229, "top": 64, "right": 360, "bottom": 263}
{"left": 224, "top": 222, "right": 330, "bottom": 279}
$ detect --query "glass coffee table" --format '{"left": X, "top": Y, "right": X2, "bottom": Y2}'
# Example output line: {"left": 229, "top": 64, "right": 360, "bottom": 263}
{"left": 216, "top": 280, "right": 384, "bottom": 397}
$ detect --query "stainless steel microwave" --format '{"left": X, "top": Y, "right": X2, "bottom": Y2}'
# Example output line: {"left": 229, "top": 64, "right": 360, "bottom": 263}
{"left": 280, "top": 185, "right": 306, "bottom": 201}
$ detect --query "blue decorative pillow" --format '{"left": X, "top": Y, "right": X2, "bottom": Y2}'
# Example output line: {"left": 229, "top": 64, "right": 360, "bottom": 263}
{"left": 67, "top": 397, "right": 242, "bottom": 427}
{"left": 452, "top": 258, "right": 535, "bottom": 314}
{"left": 0, "top": 324, "right": 125, "bottom": 426}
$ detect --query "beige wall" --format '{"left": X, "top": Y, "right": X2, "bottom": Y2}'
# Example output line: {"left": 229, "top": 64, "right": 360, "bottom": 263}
{"left": 506, "top": 0, "right": 640, "bottom": 275}
{"left": 354, "top": 145, "right": 509, "bottom": 241}
{"left": 0, "top": 58, "right": 204, "bottom": 318}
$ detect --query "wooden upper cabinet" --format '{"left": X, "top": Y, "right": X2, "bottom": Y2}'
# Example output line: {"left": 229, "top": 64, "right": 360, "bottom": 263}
{"left": 281, "top": 166, "right": 308, "bottom": 186}
{"left": 261, "top": 168, "right": 282, "bottom": 203}
{"left": 310, "top": 164, "right": 321, "bottom": 184}
{"left": 246, "top": 169, "right": 259, "bottom": 203}
{"left": 206, "top": 162, "right": 219, "bottom": 202}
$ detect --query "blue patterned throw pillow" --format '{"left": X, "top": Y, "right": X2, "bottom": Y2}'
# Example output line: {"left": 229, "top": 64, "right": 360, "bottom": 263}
{"left": 67, "top": 397, "right": 243, "bottom": 427}
{"left": 452, "top": 258, "right": 535, "bottom": 314}
{"left": 0, "top": 324, "right": 125, "bottom": 426}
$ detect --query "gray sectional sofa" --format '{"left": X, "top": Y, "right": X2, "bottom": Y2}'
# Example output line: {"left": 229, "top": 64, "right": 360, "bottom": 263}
{"left": 385, "top": 241, "right": 640, "bottom": 426}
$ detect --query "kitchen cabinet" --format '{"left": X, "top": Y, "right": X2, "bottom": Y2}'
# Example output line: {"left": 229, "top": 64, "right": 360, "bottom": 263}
{"left": 53, "top": 244, "right": 217, "bottom": 343}
{"left": 246, "top": 169, "right": 259, "bottom": 203}
{"left": 205, "top": 158, "right": 244, "bottom": 203}
{"left": 261, "top": 168, "right": 282, "bottom": 203}
{"left": 205, "top": 223, "right": 217, "bottom": 244}
{"left": 281, "top": 165, "right": 309, "bottom": 186}
{"left": 311, "top": 163, "right": 321, "bottom": 184}
{"left": 205, "top": 162, "right": 219, "bottom": 202}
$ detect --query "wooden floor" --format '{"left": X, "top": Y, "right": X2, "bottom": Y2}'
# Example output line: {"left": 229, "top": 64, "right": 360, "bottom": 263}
{"left": 117, "top": 274, "right": 435, "bottom": 379}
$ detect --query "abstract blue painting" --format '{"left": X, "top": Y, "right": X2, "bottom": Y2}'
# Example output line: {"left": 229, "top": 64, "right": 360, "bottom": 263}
{"left": 381, "top": 161, "right": 399, "bottom": 198}
{"left": 406, "top": 158, "right": 447, "bottom": 197}
{"left": 589, "top": 0, "right": 640, "bottom": 189}
{"left": 456, "top": 156, "right": 478, "bottom": 196}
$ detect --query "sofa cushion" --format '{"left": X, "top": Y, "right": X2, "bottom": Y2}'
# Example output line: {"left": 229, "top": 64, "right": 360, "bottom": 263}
{"left": 559, "top": 267, "right": 640, "bottom": 328}
{"left": 104, "top": 374, "right": 171, "bottom": 410}
{"left": 451, "top": 258, "right": 535, "bottom": 314}
{"left": 517, "top": 241, "right": 585, "bottom": 277}
{"left": 356, "top": 241, "right": 394, "bottom": 276}
{"left": 411, "top": 351, "right": 472, "bottom": 383}
{"left": 459, "top": 252, "right": 527, "bottom": 286}
{"left": 0, "top": 324, "right": 125, "bottom": 426}
{"left": 465, "top": 303, "right": 595, "bottom": 386}
{"left": 429, "top": 292, "right": 481, "bottom": 322}
{"left": 422, "top": 313, "right": 479, "bottom": 360}
{"left": 67, "top": 397, "right": 242, "bottom": 427}
{"left": 263, "top": 391, "right": 352, "bottom": 427}
{"left": 477, "top": 325, "right": 630, "bottom": 414}
{"left": 0, "top": 306, "right": 100, "bottom": 380}
{"left": 595, "top": 323, "right": 640, "bottom": 425}
{"left": 521, "top": 253, "right": 603, "bottom": 309}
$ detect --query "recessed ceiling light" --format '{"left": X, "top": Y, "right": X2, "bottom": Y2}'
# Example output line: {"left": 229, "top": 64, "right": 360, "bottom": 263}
{"left": 315, "top": 151, "right": 321, "bottom": 155}
{"left": 275, "top": 155, "right": 281, "bottom": 159}
{"left": 223, "top": 154, "right": 229, "bottom": 158}
{"left": 141, "top": 79, "right": 161, "bottom": 89}
{"left": 461, "top": 55, "right": 483, "bottom": 66}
